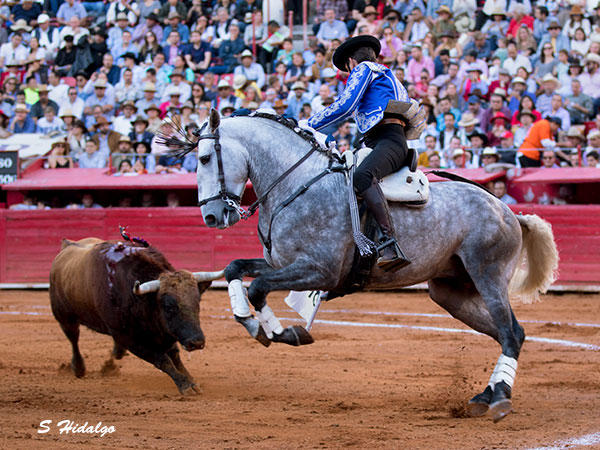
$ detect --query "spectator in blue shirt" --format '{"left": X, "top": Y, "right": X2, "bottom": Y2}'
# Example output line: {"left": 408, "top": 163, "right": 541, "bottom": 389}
{"left": 10, "top": 0, "right": 42, "bottom": 24}
{"left": 162, "top": 12, "right": 190, "bottom": 44}
{"left": 56, "top": 0, "right": 87, "bottom": 26}
{"left": 210, "top": 23, "right": 246, "bottom": 74}
{"left": 183, "top": 30, "right": 212, "bottom": 73}
{"left": 9, "top": 103, "right": 36, "bottom": 133}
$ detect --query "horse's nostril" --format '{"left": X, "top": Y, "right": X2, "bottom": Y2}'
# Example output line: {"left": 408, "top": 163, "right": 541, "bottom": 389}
{"left": 204, "top": 214, "right": 217, "bottom": 226}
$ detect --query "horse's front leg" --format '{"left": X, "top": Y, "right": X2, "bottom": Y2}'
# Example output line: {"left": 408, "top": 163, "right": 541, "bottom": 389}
{"left": 224, "top": 258, "right": 275, "bottom": 347}
{"left": 246, "top": 258, "right": 335, "bottom": 347}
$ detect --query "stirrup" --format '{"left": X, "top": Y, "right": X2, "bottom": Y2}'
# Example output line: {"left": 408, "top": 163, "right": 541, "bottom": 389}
{"left": 376, "top": 238, "right": 411, "bottom": 272}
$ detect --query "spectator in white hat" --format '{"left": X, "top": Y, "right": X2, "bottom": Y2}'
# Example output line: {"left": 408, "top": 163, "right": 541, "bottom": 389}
{"left": 211, "top": 79, "right": 240, "bottom": 111}
{"left": 32, "top": 14, "right": 60, "bottom": 60}
{"left": 234, "top": 49, "right": 266, "bottom": 89}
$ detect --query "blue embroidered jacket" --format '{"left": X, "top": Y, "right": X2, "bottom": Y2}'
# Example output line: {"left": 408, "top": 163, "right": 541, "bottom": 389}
{"left": 308, "top": 61, "right": 409, "bottom": 134}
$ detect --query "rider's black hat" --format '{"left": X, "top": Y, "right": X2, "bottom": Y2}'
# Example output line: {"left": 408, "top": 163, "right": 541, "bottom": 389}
{"left": 332, "top": 35, "right": 381, "bottom": 71}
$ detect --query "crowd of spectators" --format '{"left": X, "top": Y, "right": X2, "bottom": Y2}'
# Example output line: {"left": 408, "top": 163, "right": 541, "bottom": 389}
{"left": 2, "top": 0, "right": 600, "bottom": 208}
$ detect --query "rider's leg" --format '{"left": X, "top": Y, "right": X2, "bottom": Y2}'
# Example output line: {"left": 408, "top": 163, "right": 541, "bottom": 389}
{"left": 355, "top": 123, "right": 411, "bottom": 271}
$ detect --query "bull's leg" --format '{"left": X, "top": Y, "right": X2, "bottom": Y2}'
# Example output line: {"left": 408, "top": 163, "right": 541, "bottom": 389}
{"left": 121, "top": 342, "right": 199, "bottom": 395}
{"left": 245, "top": 258, "right": 335, "bottom": 347}
{"left": 167, "top": 345, "right": 195, "bottom": 384}
{"left": 112, "top": 341, "right": 127, "bottom": 360}
{"left": 225, "top": 258, "right": 275, "bottom": 347}
{"left": 59, "top": 322, "right": 86, "bottom": 378}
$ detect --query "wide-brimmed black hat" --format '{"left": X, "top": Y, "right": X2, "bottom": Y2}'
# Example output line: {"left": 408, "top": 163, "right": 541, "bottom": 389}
{"left": 332, "top": 35, "right": 381, "bottom": 71}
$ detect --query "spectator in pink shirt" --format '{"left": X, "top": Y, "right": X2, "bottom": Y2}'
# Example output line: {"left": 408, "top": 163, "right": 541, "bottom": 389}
{"left": 407, "top": 44, "right": 434, "bottom": 84}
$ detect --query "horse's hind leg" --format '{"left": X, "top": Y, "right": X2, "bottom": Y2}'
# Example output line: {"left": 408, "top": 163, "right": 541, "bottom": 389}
{"left": 429, "top": 274, "right": 525, "bottom": 422}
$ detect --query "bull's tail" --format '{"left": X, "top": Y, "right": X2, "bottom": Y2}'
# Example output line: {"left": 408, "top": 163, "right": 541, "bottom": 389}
{"left": 509, "top": 214, "right": 559, "bottom": 304}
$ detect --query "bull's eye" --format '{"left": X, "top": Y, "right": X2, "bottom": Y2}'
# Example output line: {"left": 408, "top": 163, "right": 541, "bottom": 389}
{"left": 199, "top": 155, "right": 211, "bottom": 165}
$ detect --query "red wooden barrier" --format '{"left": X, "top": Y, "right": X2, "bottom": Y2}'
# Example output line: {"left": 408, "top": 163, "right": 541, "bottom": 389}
{"left": 0, "top": 208, "right": 262, "bottom": 284}
{"left": 0, "top": 205, "right": 599, "bottom": 287}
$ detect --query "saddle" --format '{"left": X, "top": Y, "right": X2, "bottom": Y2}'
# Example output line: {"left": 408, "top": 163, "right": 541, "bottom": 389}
{"left": 355, "top": 147, "right": 430, "bottom": 207}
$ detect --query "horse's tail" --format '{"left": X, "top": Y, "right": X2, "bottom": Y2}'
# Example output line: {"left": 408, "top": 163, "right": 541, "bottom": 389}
{"left": 509, "top": 214, "right": 559, "bottom": 304}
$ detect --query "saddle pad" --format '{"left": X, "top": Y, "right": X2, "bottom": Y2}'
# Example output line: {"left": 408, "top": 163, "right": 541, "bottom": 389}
{"left": 356, "top": 148, "right": 430, "bottom": 205}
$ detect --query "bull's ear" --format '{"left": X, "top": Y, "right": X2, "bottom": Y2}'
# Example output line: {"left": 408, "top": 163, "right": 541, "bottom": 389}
{"left": 209, "top": 108, "right": 220, "bottom": 131}
{"left": 61, "top": 239, "right": 75, "bottom": 249}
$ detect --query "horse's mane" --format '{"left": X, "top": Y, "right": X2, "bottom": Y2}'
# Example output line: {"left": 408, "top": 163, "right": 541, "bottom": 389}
{"left": 163, "top": 111, "right": 333, "bottom": 159}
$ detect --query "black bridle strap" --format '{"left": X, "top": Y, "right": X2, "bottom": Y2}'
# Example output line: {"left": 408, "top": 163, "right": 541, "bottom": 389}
{"left": 197, "top": 127, "right": 242, "bottom": 207}
{"left": 246, "top": 144, "right": 320, "bottom": 216}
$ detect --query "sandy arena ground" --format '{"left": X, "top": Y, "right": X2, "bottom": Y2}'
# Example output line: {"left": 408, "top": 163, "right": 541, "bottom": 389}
{"left": 0, "top": 289, "right": 599, "bottom": 450}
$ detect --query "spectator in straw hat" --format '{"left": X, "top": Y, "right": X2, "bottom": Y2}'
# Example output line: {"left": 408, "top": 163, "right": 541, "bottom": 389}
{"left": 163, "top": 11, "right": 190, "bottom": 44}
{"left": 67, "top": 119, "right": 88, "bottom": 159}
{"left": 135, "top": 82, "right": 158, "bottom": 116}
{"left": 9, "top": 103, "right": 35, "bottom": 133}
{"left": 129, "top": 115, "right": 153, "bottom": 145}
{"left": 480, "top": 147, "right": 500, "bottom": 167}
{"left": 234, "top": 49, "right": 266, "bottom": 89}
{"left": 535, "top": 74, "right": 560, "bottom": 116}
{"left": 144, "top": 104, "right": 162, "bottom": 133}
{"left": 158, "top": 0, "right": 188, "bottom": 26}
{"left": 586, "top": 129, "right": 600, "bottom": 152}
{"left": 58, "top": 108, "right": 76, "bottom": 131}
{"left": 536, "top": 21, "right": 570, "bottom": 60}
{"left": 113, "top": 100, "right": 137, "bottom": 135}
{"left": 84, "top": 79, "right": 115, "bottom": 119}
{"left": 47, "top": 140, "right": 73, "bottom": 169}
{"left": 92, "top": 116, "right": 122, "bottom": 155}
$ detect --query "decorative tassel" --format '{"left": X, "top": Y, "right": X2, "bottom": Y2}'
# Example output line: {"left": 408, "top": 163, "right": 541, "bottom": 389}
{"left": 348, "top": 155, "right": 374, "bottom": 256}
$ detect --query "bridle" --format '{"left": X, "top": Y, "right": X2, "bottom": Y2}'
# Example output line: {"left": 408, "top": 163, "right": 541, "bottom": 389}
{"left": 195, "top": 115, "right": 346, "bottom": 227}
{"left": 195, "top": 122, "right": 246, "bottom": 217}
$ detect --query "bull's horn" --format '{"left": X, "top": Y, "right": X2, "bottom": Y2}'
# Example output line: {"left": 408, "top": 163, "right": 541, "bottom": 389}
{"left": 133, "top": 279, "right": 161, "bottom": 295}
{"left": 192, "top": 270, "right": 225, "bottom": 282}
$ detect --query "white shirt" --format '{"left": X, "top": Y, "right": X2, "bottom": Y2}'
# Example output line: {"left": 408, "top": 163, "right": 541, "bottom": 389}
{"left": 48, "top": 83, "right": 70, "bottom": 105}
{"left": 36, "top": 27, "right": 60, "bottom": 53}
{"left": 113, "top": 115, "right": 135, "bottom": 135}
{"left": 59, "top": 98, "right": 85, "bottom": 119}
{"left": 0, "top": 43, "right": 28, "bottom": 63}
{"left": 502, "top": 54, "right": 532, "bottom": 76}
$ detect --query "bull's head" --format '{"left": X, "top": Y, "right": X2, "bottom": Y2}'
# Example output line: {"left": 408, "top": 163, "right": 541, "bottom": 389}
{"left": 133, "top": 270, "right": 224, "bottom": 351}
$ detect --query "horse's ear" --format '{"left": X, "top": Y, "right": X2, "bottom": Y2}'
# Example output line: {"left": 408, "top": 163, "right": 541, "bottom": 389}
{"left": 209, "top": 108, "right": 220, "bottom": 131}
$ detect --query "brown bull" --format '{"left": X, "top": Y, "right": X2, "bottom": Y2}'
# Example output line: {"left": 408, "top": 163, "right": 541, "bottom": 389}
{"left": 49, "top": 238, "right": 223, "bottom": 395}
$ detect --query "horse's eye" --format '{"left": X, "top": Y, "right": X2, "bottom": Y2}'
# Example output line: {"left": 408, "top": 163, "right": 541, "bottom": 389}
{"left": 199, "top": 155, "right": 210, "bottom": 165}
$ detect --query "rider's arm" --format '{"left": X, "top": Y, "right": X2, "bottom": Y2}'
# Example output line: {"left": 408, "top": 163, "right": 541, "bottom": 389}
{"left": 307, "top": 63, "right": 372, "bottom": 131}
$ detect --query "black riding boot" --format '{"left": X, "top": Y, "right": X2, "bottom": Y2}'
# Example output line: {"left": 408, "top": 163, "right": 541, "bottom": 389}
{"left": 362, "top": 181, "right": 411, "bottom": 272}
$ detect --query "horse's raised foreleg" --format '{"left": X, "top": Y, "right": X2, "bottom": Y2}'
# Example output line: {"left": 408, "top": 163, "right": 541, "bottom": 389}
{"left": 230, "top": 257, "right": 332, "bottom": 347}
{"left": 225, "top": 258, "right": 275, "bottom": 347}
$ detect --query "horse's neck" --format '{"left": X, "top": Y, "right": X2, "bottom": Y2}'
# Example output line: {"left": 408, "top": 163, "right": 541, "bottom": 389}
{"left": 235, "top": 119, "right": 330, "bottom": 208}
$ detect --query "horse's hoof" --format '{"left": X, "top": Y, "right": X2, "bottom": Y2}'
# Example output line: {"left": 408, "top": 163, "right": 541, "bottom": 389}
{"left": 272, "top": 326, "right": 314, "bottom": 346}
{"left": 467, "top": 400, "right": 489, "bottom": 417}
{"left": 490, "top": 399, "right": 513, "bottom": 423}
{"left": 255, "top": 325, "right": 272, "bottom": 347}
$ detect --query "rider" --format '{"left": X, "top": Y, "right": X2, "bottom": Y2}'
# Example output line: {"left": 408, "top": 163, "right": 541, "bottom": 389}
{"left": 308, "top": 35, "right": 412, "bottom": 272}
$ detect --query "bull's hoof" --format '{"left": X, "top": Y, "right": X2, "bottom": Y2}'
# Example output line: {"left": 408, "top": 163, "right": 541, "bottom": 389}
{"left": 490, "top": 399, "right": 513, "bottom": 422}
{"left": 271, "top": 326, "right": 314, "bottom": 346}
{"left": 180, "top": 382, "right": 201, "bottom": 396}
{"left": 468, "top": 386, "right": 493, "bottom": 417}
{"left": 71, "top": 362, "right": 85, "bottom": 378}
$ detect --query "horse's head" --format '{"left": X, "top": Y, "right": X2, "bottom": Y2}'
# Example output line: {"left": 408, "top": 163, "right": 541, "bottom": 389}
{"left": 196, "top": 109, "right": 248, "bottom": 229}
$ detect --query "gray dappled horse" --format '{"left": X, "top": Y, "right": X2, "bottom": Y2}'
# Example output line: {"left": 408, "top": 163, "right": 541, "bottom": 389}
{"left": 187, "top": 110, "right": 559, "bottom": 422}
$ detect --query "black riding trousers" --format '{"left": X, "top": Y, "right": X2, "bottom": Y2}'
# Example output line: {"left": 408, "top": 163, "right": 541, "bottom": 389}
{"left": 354, "top": 123, "right": 409, "bottom": 194}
